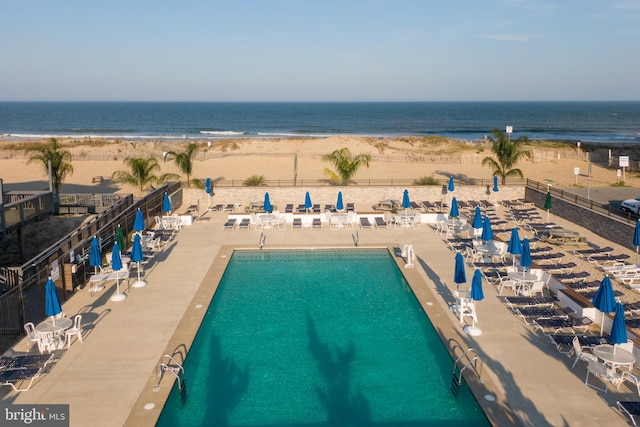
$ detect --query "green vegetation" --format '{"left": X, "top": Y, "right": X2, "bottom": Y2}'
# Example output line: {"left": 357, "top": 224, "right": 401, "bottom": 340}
{"left": 164, "top": 143, "right": 199, "bottom": 186}
{"left": 322, "top": 147, "right": 371, "bottom": 185}
{"left": 243, "top": 175, "right": 267, "bottom": 186}
{"left": 413, "top": 176, "right": 439, "bottom": 186}
{"left": 26, "top": 138, "right": 74, "bottom": 194}
{"left": 112, "top": 157, "right": 179, "bottom": 194}
{"left": 481, "top": 129, "right": 532, "bottom": 185}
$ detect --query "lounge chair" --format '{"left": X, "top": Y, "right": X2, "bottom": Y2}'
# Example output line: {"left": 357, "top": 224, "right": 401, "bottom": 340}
{"left": 554, "top": 271, "right": 590, "bottom": 283}
{"left": 374, "top": 217, "right": 389, "bottom": 229}
{"left": 292, "top": 218, "right": 302, "bottom": 229}
{"left": 284, "top": 204, "right": 294, "bottom": 213}
{"left": 210, "top": 204, "right": 224, "bottom": 212}
{"left": 222, "top": 218, "right": 237, "bottom": 229}
{"left": 574, "top": 246, "right": 613, "bottom": 258}
{"left": 588, "top": 253, "right": 630, "bottom": 267}
{"left": 237, "top": 218, "right": 251, "bottom": 229}
{"left": 312, "top": 218, "right": 322, "bottom": 229}
{"left": 539, "top": 262, "right": 577, "bottom": 274}
{"left": 359, "top": 217, "right": 373, "bottom": 229}
{"left": 0, "top": 354, "right": 53, "bottom": 370}
{"left": 618, "top": 401, "right": 640, "bottom": 426}
{"left": 0, "top": 367, "right": 42, "bottom": 392}
{"left": 503, "top": 295, "right": 557, "bottom": 309}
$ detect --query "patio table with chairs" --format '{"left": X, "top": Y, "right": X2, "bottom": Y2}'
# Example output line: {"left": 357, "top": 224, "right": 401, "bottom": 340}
{"left": 593, "top": 344, "right": 636, "bottom": 371}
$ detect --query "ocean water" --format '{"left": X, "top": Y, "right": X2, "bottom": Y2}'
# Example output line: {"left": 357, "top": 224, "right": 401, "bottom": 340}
{"left": 0, "top": 101, "right": 638, "bottom": 144}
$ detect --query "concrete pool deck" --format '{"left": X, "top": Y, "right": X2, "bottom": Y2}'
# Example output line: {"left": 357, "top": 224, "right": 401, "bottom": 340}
{"left": 3, "top": 208, "right": 637, "bottom": 426}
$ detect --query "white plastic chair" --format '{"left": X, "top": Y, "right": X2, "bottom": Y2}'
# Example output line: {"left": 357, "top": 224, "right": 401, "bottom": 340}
{"left": 23, "top": 322, "right": 40, "bottom": 351}
{"left": 37, "top": 331, "right": 57, "bottom": 354}
{"left": 585, "top": 359, "right": 622, "bottom": 392}
{"left": 64, "top": 315, "right": 83, "bottom": 348}
{"left": 572, "top": 336, "right": 597, "bottom": 369}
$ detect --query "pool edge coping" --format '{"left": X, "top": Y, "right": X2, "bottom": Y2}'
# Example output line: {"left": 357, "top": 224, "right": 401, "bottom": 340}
{"left": 125, "top": 244, "right": 519, "bottom": 426}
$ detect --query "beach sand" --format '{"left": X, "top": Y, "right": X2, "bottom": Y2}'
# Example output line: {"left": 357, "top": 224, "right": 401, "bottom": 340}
{"left": 0, "top": 136, "right": 636, "bottom": 193}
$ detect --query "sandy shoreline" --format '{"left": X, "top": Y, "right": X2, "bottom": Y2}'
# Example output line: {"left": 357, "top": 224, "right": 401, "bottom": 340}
{"left": 0, "top": 136, "right": 636, "bottom": 193}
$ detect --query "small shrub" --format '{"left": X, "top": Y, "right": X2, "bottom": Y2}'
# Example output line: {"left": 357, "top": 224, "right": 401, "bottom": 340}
{"left": 413, "top": 176, "right": 439, "bottom": 186}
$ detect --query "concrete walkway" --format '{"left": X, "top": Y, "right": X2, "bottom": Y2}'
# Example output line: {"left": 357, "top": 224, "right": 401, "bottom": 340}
{"left": 2, "top": 208, "right": 637, "bottom": 426}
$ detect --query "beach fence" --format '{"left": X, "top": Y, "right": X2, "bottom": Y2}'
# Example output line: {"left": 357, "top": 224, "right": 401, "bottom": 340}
{"left": 0, "top": 182, "right": 182, "bottom": 354}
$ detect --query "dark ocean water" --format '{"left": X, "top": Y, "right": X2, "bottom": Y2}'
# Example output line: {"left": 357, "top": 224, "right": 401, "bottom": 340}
{"left": 0, "top": 101, "right": 638, "bottom": 144}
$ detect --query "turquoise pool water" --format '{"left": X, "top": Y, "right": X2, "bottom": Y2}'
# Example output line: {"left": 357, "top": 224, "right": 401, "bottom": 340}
{"left": 156, "top": 249, "right": 489, "bottom": 426}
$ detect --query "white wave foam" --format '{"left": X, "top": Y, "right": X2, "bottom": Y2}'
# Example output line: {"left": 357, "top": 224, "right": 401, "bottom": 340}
{"left": 256, "top": 132, "right": 333, "bottom": 138}
{"left": 200, "top": 131, "right": 245, "bottom": 135}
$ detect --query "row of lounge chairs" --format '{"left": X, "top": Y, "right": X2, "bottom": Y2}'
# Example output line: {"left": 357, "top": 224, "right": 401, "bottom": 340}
{"left": 0, "top": 354, "right": 54, "bottom": 392}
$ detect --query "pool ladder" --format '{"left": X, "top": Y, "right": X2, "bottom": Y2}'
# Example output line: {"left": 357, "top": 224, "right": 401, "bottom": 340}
{"left": 451, "top": 346, "right": 483, "bottom": 397}
{"left": 157, "top": 354, "right": 185, "bottom": 392}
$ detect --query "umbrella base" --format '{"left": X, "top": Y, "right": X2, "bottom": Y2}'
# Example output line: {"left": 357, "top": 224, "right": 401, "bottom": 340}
{"left": 132, "top": 279, "right": 147, "bottom": 288}
{"left": 464, "top": 325, "right": 482, "bottom": 336}
{"left": 111, "top": 293, "right": 127, "bottom": 302}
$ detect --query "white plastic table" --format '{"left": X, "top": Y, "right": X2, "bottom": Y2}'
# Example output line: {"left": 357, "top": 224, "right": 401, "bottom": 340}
{"left": 593, "top": 344, "right": 636, "bottom": 370}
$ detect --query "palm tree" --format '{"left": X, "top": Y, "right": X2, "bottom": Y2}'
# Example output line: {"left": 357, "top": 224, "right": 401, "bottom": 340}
{"left": 481, "top": 129, "right": 532, "bottom": 185}
{"left": 322, "top": 147, "right": 371, "bottom": 185}
{"left": 164, "top": 143, "right": 199, "bottom": 186}
{"left": 112, "top": 157, "right": 179, "bottom": 194}
{"left": 26, "top": 138, "right": 74, "bottom": 194}
{"left": 243, "top": 175, "right": 267, "bottom": 186}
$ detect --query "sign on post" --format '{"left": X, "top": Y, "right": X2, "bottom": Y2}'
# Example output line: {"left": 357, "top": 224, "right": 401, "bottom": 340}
{"left": 574, "top": 167, "right": 580, "bottom": 185}
{"left": 620, "top": 156, "right": 629, "bottom": 182}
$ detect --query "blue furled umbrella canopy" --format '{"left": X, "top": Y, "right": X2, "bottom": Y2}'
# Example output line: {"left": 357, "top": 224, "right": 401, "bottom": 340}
{"left": 470, "top": 269, "right": 484, "bottom": 302}
{"left": 89, "top": 236, "right": 102, "bottom": 275}
{"left": 634, "top": 220, "right": 640, "bottom": 265}
{"left": 507, "top": 228, "right": 521, "bottom": 255}
{"left": 610, "top": 302, "right": 627, "bottom": 347}
{"left": 520, "top": 238, "right": 532, "bottom": 272}
{"left": 205, "top": 177, "right": 212, "bottom": 195}
{"left": 131, "top": 233, "right": 147, "bottom": 288}
{"left": 472, "top": 206, "right": 483, "bottom": 229}
{"left": 448, "top": 176, "right": 455, "bottom": 192}
{"left": 454, "top": 252, "right": 466, "bottom": 285}
{"left": 162, "top": 192, "right": 172, "bottom": 214}
{"left": 263, "top": 192, "right": 272, "bottom": 213}
{"left": 110, "top": 242, "right": 126, "bottom": 301}
{"left": 304, "top": 191, "right": 312, "bottom": 212}
{"left": 592, "top": 275, "right": 616, "bottom": 335}
{"left": 449, "top": 197, "right": 459, "bottom": 218}
{"left": 493, "top": 175, "right": 499, "bottom": 193}
{"left": 133, "top": 209, "right": 145, "bottom": 232}
{"left": 481, "top": 216, "right": 493, "bottom": 242}
{"left": 336, "top": 191, "right": 344, "bottom": 211}
{"left": 44, "top": 277, "right": 62, "bottom": 321}
{"left": 402, "top": 189, "right": 410, "bottom": 210}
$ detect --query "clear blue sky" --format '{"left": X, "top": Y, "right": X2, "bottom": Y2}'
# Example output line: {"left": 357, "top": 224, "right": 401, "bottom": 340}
{"left": 1, "top": 0, "right": 639, "bottom": 101}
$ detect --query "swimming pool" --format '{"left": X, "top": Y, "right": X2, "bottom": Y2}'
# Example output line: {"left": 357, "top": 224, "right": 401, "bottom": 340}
{"left": 156, "top": 248, "right": 489, "bottom": 426}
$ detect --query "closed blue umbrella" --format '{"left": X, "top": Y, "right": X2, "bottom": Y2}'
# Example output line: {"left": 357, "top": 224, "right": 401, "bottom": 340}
{"left": 162, "top": 192, "right": 171, "bottom": 214}
{"left": 472, "top": 206, "right": 483, "bottom": 229}
{"left": 448, "top": 176, "right": 455, "bottom": 192}
{"left": 263, "top": 192, "right": 272, "bottom": 213}
{"left": 449, "top": 197, "right": 459, "bottom": 218}
{"left": 470, "top": 269, "right": 484, "bottom": 302}
{"left": 520, "top": 238, "right": 532, "bottom": 272}
{"left": 205, "top": 177, "right": 212, "bottom": 195}
{"left": 110, "top": 242, "right": 126, "bottom": 301}
{"left": 44, "top": 277, "right": 62, "bottom": 323}
{"left": 507, "top": 228, "right": 521, "bottom": 254}
{"left": 454, "top": 252, "right": 466, "bottom": 285}
{"left": 402, "top": 189, "right": 410, "bottom": 210}
{"left": 610, "top": 302, "right": 627, "bottom": 347}
{"left": 304, "top": 191, "right": 312, "bottom": 212}
{"left": 336, "top": 191, "right": 344, "bottom": 211}
{"left": 464, "top": 269, "right": 484, "bottom": 336}
{"left": 133, "top": 209, "right": 145, "bottom": 232}
{"left": 493, "top": 175, "right": 499, "bottom": 193}
{"left": 131, "top": 233, "right": 146, "bottom": 288}
{"left": 89, "top": 236, "right": 102, "bottom": 275}
{"left": 481, "top": 216, "right": 493, "bottom": 242}
{"left": 592, "top": 275, "right": 616, "bottom": 335}
{"left": 634, "top": 220, "right": 640, "bottom": 265}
